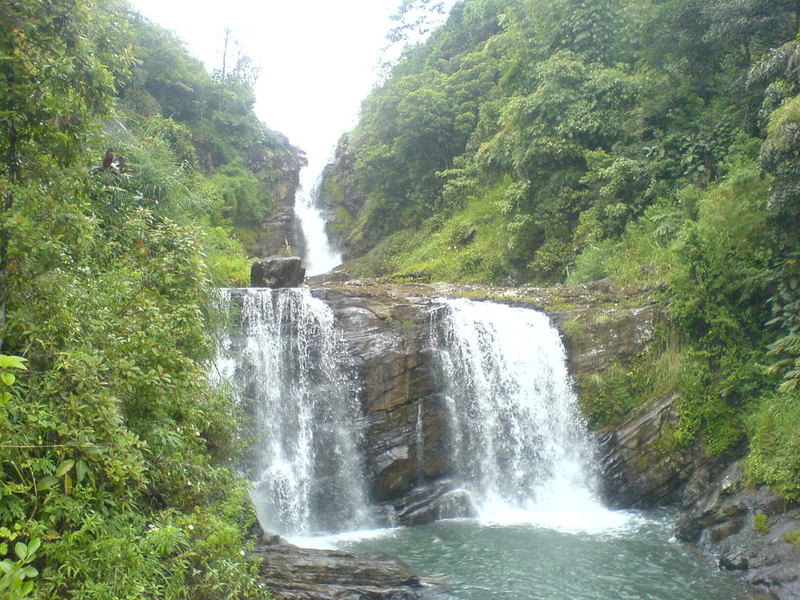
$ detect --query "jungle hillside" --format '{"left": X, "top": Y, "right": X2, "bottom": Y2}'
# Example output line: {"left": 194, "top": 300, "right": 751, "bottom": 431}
{"left": 1, "top": 1, "right": 302, "bottom": 598}
{"left": 322, "top": 0, "right": 800, "bottom": 508}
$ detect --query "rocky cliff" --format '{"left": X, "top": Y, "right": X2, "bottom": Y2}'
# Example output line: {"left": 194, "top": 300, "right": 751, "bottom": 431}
{"left": 244, "top": 276, "right": 798, "bottom": 599}
{"left": 599, "top": 392, "right": 800, "bottom": 599}
{"left": 308, "top": 278, "right": 661, "bottom": 525}
{"left": 316, "top": 139, "right": 369, "bottom": 260}
{"left": 256, "top": 143, "right": 307, "bottom": 258}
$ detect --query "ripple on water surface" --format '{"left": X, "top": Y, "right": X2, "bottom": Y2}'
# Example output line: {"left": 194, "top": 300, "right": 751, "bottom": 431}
{"left": 339, "top": 514, "right": 756, "bottom": 600}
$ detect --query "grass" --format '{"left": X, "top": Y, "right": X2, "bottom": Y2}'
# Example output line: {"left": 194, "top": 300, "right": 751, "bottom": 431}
{"left": 576, "top": 327, "right": 687, "bottom": 429}
{"left": 561, "top": 319, "right": 586, "bottom": 344}
{"left": 347, "top": 181, "right": 515, "bottom": 284}
{"left": 783, "top": 530, "right": 800, "bottom": 545}
{"left": 754, "top": 513, "right": 769, "bottom": 534}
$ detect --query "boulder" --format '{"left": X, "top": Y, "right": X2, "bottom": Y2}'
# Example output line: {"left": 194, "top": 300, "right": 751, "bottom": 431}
{"left": 388, "top": 480, "right": 476, "bottom": 526}
{"left": 253, "top": 542, "right": 423, "bottom": 600}
{"left": 251, "top": 256, "right": 306, "bottom": 288}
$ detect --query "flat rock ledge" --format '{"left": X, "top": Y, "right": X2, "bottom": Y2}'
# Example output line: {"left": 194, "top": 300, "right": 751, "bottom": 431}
{"left": 253, "top": 542, "right": 424, "bottom": 600}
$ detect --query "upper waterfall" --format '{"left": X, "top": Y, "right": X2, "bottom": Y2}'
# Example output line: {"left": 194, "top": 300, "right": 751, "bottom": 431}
{"left": 295, "top": 174, "right": 341, "bottom": 276}
{"left": 215, "top": 288, "right": 370, "bottom": 536}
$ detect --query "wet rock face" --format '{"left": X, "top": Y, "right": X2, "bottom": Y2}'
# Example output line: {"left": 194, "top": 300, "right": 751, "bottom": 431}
{"left": 598, "top": 390, "right": 800, "bottom": 600}
{"left": 253, "top": 541, "right": 423, "bottom": 600}
{"left": 597, "top": 394, "right": 722, "bottom": 508}
{"left": 311, "top": 280, "right": 660, "bottom": 519}
{"left": 257, "top": 151, "right": 307, "bottom": 258}
{"left": 386, "top": 479, "right": 476, "bottom": 526}
{"left": 316, "top": 150, "right": 369, "bottom": 260}
{"left": 674, "top": 462, "right": 800, "bottom": 600}
{"left": 251, "top": 256, "right": 306, "bottom": 288}
{"left": 311, "top": 286, "right": 451, "bottom": 505}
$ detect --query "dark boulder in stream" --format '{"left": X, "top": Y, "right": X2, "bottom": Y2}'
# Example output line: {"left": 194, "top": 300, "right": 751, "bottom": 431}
{"left": 251, "top": 256, "right": 306, "bottom": 288}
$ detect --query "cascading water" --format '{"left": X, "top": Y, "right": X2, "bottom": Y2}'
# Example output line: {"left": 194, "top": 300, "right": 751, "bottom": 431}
{"left": 215, "top": 287, "right": 370, "bottom": 537}
{"left": 215, "top": 291, "right": 754, "bottom": 599}
{"left": 430, "top": 297, "right": 625, "bottom": 532}
{"left": 294, "top": 172, "right": 341, "bottom": 276}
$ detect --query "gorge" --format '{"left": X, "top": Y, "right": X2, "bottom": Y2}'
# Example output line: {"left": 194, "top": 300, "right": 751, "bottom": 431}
{"left": 214, "top": 275, "right": 799, "bottom": 599}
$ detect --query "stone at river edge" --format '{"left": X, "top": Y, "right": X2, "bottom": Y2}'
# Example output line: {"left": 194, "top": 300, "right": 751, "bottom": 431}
{"left": 251, "top": 256, "right": 305, "bottom": 288}
{"left": 599, "top": 393, "right": 800, "bottom": 599}
{"left": 253, "top": 541, "right": 423, "bottom": 600}
{"left": 675, "top": 461, "right": 800, "bottom": 599}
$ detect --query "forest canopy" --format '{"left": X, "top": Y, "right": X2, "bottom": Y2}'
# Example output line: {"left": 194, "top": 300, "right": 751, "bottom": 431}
{"left": 0, "top": 1, "right": 301, "bottom": 598}
{"left": 322, "top": 0, "right": 800, "bottom": 501}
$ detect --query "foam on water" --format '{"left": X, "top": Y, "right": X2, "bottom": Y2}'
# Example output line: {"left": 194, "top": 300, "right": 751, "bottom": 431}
{"left": 289, "top": 527, "right": 400, "bottom": 550}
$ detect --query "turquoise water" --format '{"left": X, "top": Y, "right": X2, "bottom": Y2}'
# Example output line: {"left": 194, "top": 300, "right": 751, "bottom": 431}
{"left": 338, "top": 514, "right": 754, "bottom": 600}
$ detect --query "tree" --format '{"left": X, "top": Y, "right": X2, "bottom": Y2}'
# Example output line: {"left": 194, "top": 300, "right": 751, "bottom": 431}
{"left": 703, "top": 0, "right": 797, "bottom": 66}
{"left": 0, "top": 0, "right": 129, "bottom": 350}
{"left": 531, "top": 0, "right": 624, "bottom": 64}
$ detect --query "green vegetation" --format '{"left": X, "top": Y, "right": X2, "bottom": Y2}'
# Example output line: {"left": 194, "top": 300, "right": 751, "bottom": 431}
{"left": 4, "top": 0, "right": 800, "bottom": 594}
{"left": 0, "top": 1, "right": 305, "bottom": 597}
{"left": 560, "top": 320, "right": 586, "bottom": 345}
{"left": 754, "top": 513, "right": 770, "bottom": 534}
{"left": 784, "top": 530, "right": 800, "bottom": 546}
{"left": 324, "top": 0, "right": 800, "bottom": 499}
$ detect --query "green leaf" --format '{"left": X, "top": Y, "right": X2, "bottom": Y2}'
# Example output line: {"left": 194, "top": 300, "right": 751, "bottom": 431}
{"left": 0, "top": 355, "right": 26, "bottom": 370}
{"left": 1, "top": 372, "right": 15, "bottom": 386}
{"left": 55, "top": 460, "right": 74, "bottom": 478}
{"left": 22, "top": 566, "right": 38, "bottom": 578}
{"left": 82, "top": 444, "right": 102, "bottom": 456}
{"left": 37, "top": 476, "right": 59, "bottom": 491}
{"left": 22, "top": 580, "right": 34, "bottom": 594}
{"left": 26, "top": 539, "right": 40, "bottom": 556}
{"left": 14, "top": 542, "right": 27, "bottom": 561}
{"left": 76, "top": 460, "right": 88, "bottom": 483}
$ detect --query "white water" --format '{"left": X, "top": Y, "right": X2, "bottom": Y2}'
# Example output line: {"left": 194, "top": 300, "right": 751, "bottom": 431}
{"left": 430, "top": 298, "right": 634, "bottom": 534}
{"left": 215, "top": 288, "right": 370, "bottom": 537}
{"left": 216, "top": 291, "right": 634, "bottom": 541}
{"left": 294, "top": 175, "right": 341, "bottom": 276}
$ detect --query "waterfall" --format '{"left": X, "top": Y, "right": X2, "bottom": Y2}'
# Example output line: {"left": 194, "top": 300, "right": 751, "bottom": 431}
{"left": 431, "top": 298, "right": 622, "bottom": 531}
{"left": 215, "top": 288, "right": 370, "bottom": 536}
{"left": 295, "top": 172, "right": 341, "bottom": 276}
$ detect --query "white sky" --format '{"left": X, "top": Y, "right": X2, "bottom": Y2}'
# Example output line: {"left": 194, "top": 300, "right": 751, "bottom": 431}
{"left": 129, "top": 0, "right": 403, "bottom": 191}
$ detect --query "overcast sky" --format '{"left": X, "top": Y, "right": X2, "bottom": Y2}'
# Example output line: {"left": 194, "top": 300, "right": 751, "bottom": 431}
{"left": 129, "top": 0, "right": 404, "bottom": 191}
